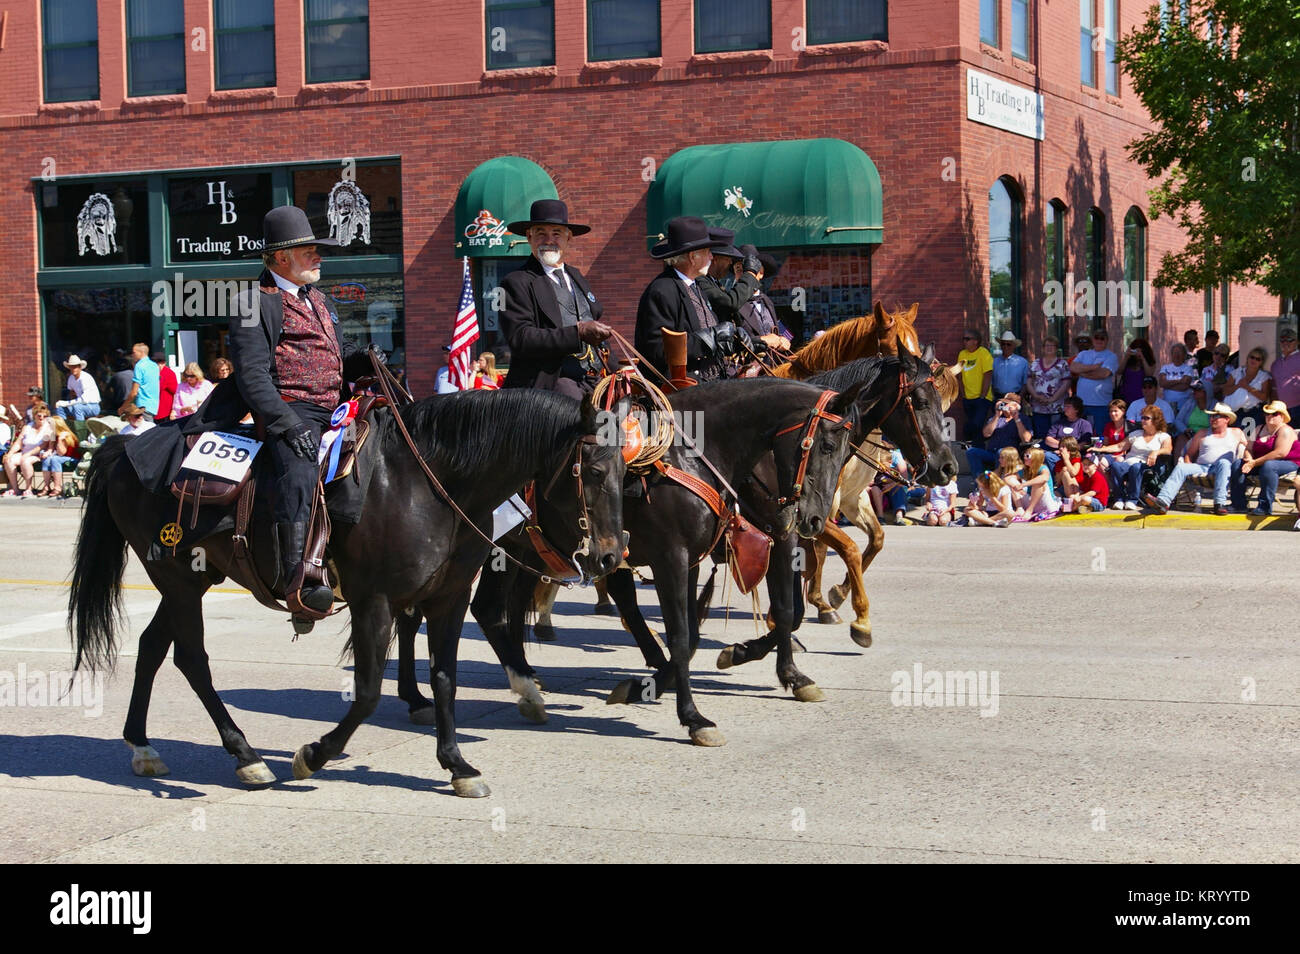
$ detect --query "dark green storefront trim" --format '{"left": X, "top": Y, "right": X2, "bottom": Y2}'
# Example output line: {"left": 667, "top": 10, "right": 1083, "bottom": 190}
{"left": 647, "top": 138, "right": 884, "bottom": 250}
{"left": 453, "top": 156, "right": 557, "bottom": 258}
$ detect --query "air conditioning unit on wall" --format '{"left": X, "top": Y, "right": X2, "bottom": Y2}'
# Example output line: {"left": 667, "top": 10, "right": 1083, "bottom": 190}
{"left": 1237, "top": 315, "right": 1297, "bottom": 362}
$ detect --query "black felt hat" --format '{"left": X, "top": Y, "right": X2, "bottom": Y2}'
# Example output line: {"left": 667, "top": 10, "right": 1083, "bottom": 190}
{"left": 709, "top": 227, "right": 743, "bottom": 260}
{"left": 651, "top": 216, "right": 731, "bottom": 260}
{"left": 740, "top": 243, "right": 780, "bottom": 277}
{"left": 261, "top": 205, "right": 338, "bottom": 253}
{"left": 507, "top": 199, "right": 590, "bottom": 236}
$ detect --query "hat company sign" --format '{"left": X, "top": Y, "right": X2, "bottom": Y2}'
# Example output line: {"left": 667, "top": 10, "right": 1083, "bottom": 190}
{"left": 465, "top": 209, "right": 509, "bottom": 250}
{"left": 966, "top": 68, "right": 1044, "bottom": 141}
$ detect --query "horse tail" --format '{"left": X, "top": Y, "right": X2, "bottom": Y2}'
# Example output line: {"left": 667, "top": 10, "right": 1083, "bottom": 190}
{"left": 69, "top": 437, "right": 131, "bottom": 672}
{"left": 696, "top": 564, "right": 717, "bottom": 626}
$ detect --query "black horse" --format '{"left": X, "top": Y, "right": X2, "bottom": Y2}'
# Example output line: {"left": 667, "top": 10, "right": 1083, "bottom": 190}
{"left": 399, "top": 376, "right": 865, "bottom": 745}
{"left": 712, "top": 346, "right": 957, "bottom": 692}
{"left": 68, "top": 389, "right": 627, "bottom": 796}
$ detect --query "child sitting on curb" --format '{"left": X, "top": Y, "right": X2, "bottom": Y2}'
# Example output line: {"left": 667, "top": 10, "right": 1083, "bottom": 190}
{"left": 964, "top": 471, "right": 1014, "bottom": 527}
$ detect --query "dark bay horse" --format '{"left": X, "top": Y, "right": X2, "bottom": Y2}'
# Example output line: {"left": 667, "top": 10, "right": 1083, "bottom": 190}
{"left": 401, "top": 376, "right": 864, "bottom": 744}
{"left": 68, "top": 389, "right": 627, "bottom": 796}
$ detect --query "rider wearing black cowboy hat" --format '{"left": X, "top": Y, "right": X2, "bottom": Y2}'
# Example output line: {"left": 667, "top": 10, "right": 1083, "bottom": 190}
{"left": 695, "top": 227, "right": 763, "bottom": 329}
{"left": 499, "top": 199, "right": 613, "bottom": 398}
{"left": 635, "top": 216, "right": 748, "bottom": 383}
{"left": 735, "top": 244, "right": 791, "bottom": 354}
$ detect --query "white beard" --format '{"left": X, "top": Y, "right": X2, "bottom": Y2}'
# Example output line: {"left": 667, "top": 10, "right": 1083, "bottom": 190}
{"left": 538, "top": 249, "right": 563, "bottom": 268}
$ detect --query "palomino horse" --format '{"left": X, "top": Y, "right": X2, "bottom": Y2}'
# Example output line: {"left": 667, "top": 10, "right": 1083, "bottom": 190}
{"left": 69, "top": 389, "right": 627, "bottom": 796}
{"left": 772, "top": 302, "right": 960, "bottom": 644}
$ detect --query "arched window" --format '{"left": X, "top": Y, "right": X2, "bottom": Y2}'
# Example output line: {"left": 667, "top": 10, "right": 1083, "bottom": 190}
{"left": 1122, "top": 208, "right": 1147, "bottom": 342}
{"left": 988, "top": 177, "right": 1022, "bottom": 345}
{"left": 1085, "top": 208, "right": 1105, "bottom": 330}
{"left": 1046, "top": 199, "right": 1067, "bottom": 344}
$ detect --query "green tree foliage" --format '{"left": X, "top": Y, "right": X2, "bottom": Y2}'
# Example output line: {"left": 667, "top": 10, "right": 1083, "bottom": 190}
{"left": 1117, "top": 0, "right": 1300, "bottom": 302}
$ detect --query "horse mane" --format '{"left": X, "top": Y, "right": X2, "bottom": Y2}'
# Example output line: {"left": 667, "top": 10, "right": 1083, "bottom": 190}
{"left": 933, "top": 365, "right": 960, "bottom": 410}
{"left": 393, "top": 389, "right": 583, "bottom": 476}
{"left": 806, "top": 355, "right": 898, "bottom": 394}
{"left": 772, "top": 302, "right": 920, "bottom": 379}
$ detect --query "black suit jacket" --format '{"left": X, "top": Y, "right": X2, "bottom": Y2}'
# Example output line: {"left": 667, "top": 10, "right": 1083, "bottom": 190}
{"left": 634, "top": 268, "right": 722, "bottom": 381}
{"left": 500, "top": 255, "right": 603, "bottom": 389}
{"left": 696, "top": 271, "right": 759, "bottom": 322}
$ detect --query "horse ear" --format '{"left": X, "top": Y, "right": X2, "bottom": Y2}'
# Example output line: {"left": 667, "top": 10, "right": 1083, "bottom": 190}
{"left": 872, "top": 300, "right": 887, "bottom": 324}
{"left": 828, "top": 381, "right": 866, "bottom": 416}
{"left": 922, "top": 342, "right": 936, "bottom": 365}
{"left": 579, "top": 393, "right": 599, "bottom": 434}
{"left": 906, "top": 303, "right": 919, "bottom": 322}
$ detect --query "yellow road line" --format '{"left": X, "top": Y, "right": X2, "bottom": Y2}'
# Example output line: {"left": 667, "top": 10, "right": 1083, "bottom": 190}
{"left": 0, "top": 577, "right": 250, "bottom": 594}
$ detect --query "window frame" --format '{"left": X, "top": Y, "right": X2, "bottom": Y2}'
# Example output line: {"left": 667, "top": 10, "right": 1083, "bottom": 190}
{"left": 305, "top": 0, "right": 371, "bottom": 84}
{"left": 586, "top": 0, "right": 661, "bottom": 62}
{"left": 1046, "top": 199, "right": 1068, "bottom": 345}
{"left": 694, "top": 0, "right": 771, "bottom": 55}
{"left": 126, "top": 0, "right": 188, "bottom": 97}
{"left": 1086, "top": 208, "right": 1105, "bottom": 328}
{"left": 988, "top": 176, "right": 1023, "bottom": 345}
{"left": 806, "top": 0, "right": 888, "bottom": 46}
{"left": 42, "top": 0, "right": 100, "bottom": 103}
{"left": 1011, "top": 0, "right": 1030, "bottom": 61}
{"left": 213, "top": 0, "right": 277, "bottom": 91}
{"left": 1080, "top": 0, "right": 1096, "bottom": 88}
{"left": 980, "top": 0, "right": 999, "bottom": 47}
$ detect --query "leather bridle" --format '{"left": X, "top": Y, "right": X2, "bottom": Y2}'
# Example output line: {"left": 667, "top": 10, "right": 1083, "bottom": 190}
{"left": 769, "top": 389, "right": 854, "bottom": 507}
{"left": 852, "top": 365, "right": 937, "bottom": 485}
{"left": 523, "top": 436, "right": 603, "bottom": 584}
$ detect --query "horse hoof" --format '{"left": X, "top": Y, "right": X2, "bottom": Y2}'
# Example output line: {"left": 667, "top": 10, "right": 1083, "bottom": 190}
{"left": 716, "top": 646, "right": 736, "bottom": 669}
{"left": 850, "top": 624, "right": 873, "bottom": 648}
{"left": 534, "top": 624, "right": 557, "bottom": 642}
{"left": 690, "top": 727, "right": 727, "bottom": 747}
{"left": 408, "top": 706, "right": 436, "bottom": 726}
{"left": 291, "top": 745, "right": 316, "bottom": 781}
{"left": 791, "top": 635, "right": 808, "bottom": 654}
{"left": 517, "top": 698, "right": 548, "bottom": 724}
{"left": 817, "top": 610, "right": 843, "bottom": 625}
{"left": 235, "top": 761, "right": 276, "bottom": 786}
{"left": 533, "top": 676, "right": 545, "bottom": 692}
{"left": 793, "top": 684, "right": 826, "bottom": 703}
{"left": 452, "top": 776, "right": 491, "bottom": 798}
{"left": 126, "top": 742, "right": 169, "bottom": 777}
{"left": 606, "top": 680, "right": 633, "bottom": 705}
{"left": 827, "top": 583, "right": 849, "bottom": 610}
{"left": 593, "top": 602, "right": 617, "bottom": 616}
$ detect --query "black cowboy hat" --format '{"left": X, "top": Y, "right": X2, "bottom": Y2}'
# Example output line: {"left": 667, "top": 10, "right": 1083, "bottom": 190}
{"left": 259, "top": 205, "right": 339, "bottom": 254}
{"left": 507, "top": 199, "right": 590, "bottom": 236}
{"left": 651, "top": 216, "right": 731, "bottom": 260}
{"left": 709, "top": 228, "right": 743, "bottom": 260}
{"left": 740, "top": 244, "right": 780, "bottom": 277}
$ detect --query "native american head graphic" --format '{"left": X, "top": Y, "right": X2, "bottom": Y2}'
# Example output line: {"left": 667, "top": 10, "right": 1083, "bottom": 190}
{"left": 327, "top": 179, "right": 372, "bottom": 247}
{"left": 77, "top": 193, "right": 119, "bottom": 256}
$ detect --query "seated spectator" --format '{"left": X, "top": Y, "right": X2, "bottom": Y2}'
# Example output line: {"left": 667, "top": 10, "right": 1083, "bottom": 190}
{"left": 1158, "top": 343, "right": 1198, "bottom": 422}
{"left": 119, "top": 405, "right": 155, "bottom": 436}
{"left": 1096, "top": 405, "right": 1173, "bottom": 509}
{"left": 1201, "top": 343, "right": 1233, "bottom": 404}
{"left": 3, "top": 405, "right": 54, "bottom": 497}
{"left": 1223, "top": 346, "right": 1272, "bottom": 430}
{"left": 1144, "top": 404, "right": 1247, "bottom": 515}
{"left": 868, "top": 447, "right": 909, "bottom": 526}
{"left": 1230, "top": 401, "right": 1300, "bottom": 515}
{"left": 965, "top": 393, "right": 1032, "bottom": 475}
{"left": 1055, "top": 437, "right": 1083, "bottom": 498}
{"left": 923, "top": 476, "right": 960, "bottom": 526}
{"left": 38, "top": 416, "right": 80, "bottom": 497}
{"left": 1016, "top": 446, "right": 1060, "bottom": 520}
{"left": 172, "top": 363, "right": 215, "bottom": 419}
{"left": 996, "top": 446, "right": 1023, "bottom": 498}
{"left": 1062, "top": 453, "right": 1110, "bottom": 513}
{"left": 56, "top": 355, "right": 102, "bottom": 421}
{"left": 1173, "top": 381, "right": 1211, "bottom": 458}
{"left": 0, "top": 417, "right": 10, "bottom": 457}
{"left": 963, "top": 470, "right": 1013, "bottom": 527}
{"left": 1125, "top": 376, "right": 1175, "bottom": 428}
{"left": 208, "top": 357, "right": 234, "bottom": 381}
{"left": 473, "top": 352, "right": 505, "bottom": 390}
{"left": 10, "top": 387, "right": 46, "bottom": 425}
{"left": 1043, "top": 397, "right": 1094, "bottom": 469}
{"left": 1195, "top": 330, "right": 1220, "bottom": 372}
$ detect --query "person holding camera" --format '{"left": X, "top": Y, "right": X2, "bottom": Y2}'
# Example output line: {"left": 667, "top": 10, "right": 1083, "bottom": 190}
{"left": 965, "top": 392, "right": 1032, "bottom": 475}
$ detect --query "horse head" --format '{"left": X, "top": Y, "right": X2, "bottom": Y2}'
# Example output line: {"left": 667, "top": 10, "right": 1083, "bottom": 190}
{"left": 769, "top": 382, "right": 864, "bottom": 539}
{"left": 872, "top": 346, "right": 958, "bottom": 486}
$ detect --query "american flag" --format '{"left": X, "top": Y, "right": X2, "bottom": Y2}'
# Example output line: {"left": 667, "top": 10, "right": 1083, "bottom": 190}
{"left": 448, "top": 257, "right": 480, "bottom": 390}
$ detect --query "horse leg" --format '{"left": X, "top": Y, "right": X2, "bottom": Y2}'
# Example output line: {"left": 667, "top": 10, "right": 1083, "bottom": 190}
{"left": 533, "top": 580, "right": 559, "bottom": 642}
{"left": 604, "top": 566, "right": 674, "bottom": 705}
{"left": 472, "top": 564, "right": 546, "bottom": 724}
{"left": 121, "top": 604, "right": 177, "bottom": 778}
{"left": 822, "top": 520, "right": 874, "bottom": 647}
{"left": 292, "top": 595, "right": 392, "bottom": 783}
{"left": 425, "top": 593, "right": 490, "bottom": 798}
{"left": 395, "top": 607, "right": 435, "bottom": 726}
{"left": 804, "top": 536, "right": 843, "bottom": 624}
{"left": 767, "top": 538, "right": 823, "bottom": 701}
{"left": 659, "top": 555, "right": 724, "bottom": 746}
{"left": 686, "top": 564, "right": 701, "bottom": 659}
{"left": 593, "top": 576, "right": 615, "bottom": 615}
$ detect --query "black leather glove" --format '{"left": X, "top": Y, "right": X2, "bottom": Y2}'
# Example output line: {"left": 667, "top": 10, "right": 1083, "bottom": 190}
{"left": 714, "top": 321, "right": 737, "bottom": 357}
{"left": 741, "top": 253, "right": 762, "bottom": 276}
{"left": 577, "top": 320, "right": 614, "bottom": 345}
{"left": 284, "top": 422, "right": 318, "bottom": 461}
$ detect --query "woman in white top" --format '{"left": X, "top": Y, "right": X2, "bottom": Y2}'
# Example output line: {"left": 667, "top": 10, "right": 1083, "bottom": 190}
{"left": 172, "top": 362, "right": 216, "bottom": 418}
{"left": 3, "top": 406, "right": 54, "bottom": 496}
{"left": 1222, "top": 346, "right": 1272, "bottom": 428}
{"left": 1092, "top": 404, "right": 1173, "bottom": 508}
{"left": 1158, "top": 343, "right": 1198, "bottom": 422}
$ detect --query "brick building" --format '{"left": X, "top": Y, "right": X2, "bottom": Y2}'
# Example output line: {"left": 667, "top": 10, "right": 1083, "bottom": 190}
{"left": 0, "top": 0, "right": 1281, "bottom": 403}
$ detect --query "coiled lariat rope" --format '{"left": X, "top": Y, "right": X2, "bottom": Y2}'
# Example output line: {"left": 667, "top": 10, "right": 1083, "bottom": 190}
{"left": 593, "top": 335, "right": 677, "bottom": 473}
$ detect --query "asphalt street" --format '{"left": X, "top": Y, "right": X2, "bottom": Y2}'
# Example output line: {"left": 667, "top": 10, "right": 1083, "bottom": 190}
{"left": 1, "top": 499, "right": 1296, "bottom": 863}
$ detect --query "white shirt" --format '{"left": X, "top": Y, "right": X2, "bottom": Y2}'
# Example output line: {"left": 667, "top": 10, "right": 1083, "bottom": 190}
{"left": 673, "top": 268, "right": 696, "bottom": 288}
{"left": 1125, "top": 397, "right": 1175, "bottom": 426}
{"left": 269, "top": 270, "right": 304, "bottom": 296}
{"left": 1224, "top": 367, "right": 1270, "bottom": 411}
{"left": 435, "top": 366, "right": 458, "bottom": 395}
{"left": 544, "top": 264, "right": 571, "bottom": 293}
{"left": 120, "top": 420, "right": 156, "bottom": 436}
{"left": 67, "top": 371, "right": 100, "bottom": 404}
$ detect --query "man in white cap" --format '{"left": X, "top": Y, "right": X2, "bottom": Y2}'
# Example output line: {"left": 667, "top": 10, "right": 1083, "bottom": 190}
{"left": 991, "top": 330, "right": 1029, "bottom": 401}
{"left": 56, "top": 354, "right": 102, "bottom": 420}
{"left": 1144, "top": 403, "right": 1246, "bottom": 515}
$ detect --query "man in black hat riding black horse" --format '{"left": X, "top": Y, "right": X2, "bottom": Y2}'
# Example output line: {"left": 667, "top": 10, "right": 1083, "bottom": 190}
{"left": 635, "top": 216, "right": 751, "bottom": 383}
{"left": 500, "top": 199, "right": 613, "bottom": 398}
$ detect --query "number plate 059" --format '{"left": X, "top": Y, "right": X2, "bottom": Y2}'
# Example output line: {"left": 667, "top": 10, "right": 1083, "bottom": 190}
{"left": 180, "top": 431, "right": 264, "bottom": 481}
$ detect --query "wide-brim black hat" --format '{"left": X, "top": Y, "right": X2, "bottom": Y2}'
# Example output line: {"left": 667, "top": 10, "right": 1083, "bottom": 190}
{"left": 709, "top": 227, "right": 742, "bottom": 260}
{"left": 651, "top": 216, "right": 731, "bottom": 260}
{"left": 740, "top": 244, "right": 780, "bottom": 277}
{"left": 260, "top": 205, "right": 339, "bottom": 254}
{"left": 507, "top": 199, "right": 590, "bottom": 236}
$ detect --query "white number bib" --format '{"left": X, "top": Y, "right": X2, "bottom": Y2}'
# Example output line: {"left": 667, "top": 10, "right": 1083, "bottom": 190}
{"left": 181, "top": 431, "right": 263, "bottom": 481}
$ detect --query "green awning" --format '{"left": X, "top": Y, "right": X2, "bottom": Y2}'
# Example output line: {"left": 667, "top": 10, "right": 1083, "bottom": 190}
{"left": 647, "top": 138, "right": 883, "bottom": 250}
{"left": 454, "top": 156, "right": 557, "bottom": 258}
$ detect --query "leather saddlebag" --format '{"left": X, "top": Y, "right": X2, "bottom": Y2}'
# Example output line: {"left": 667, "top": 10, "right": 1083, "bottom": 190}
{"left": 726, "top": 514, "right": 772, "bottom": 595}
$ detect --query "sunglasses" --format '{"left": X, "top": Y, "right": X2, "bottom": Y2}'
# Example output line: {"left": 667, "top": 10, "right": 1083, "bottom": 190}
{"left": 1140, "top": 416, "right": 1154, "bottom": 421}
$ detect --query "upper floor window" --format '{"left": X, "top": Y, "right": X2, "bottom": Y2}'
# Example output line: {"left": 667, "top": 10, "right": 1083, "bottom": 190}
{"left": 486, "top": 0, "right": 555, "bottom": 69}
{"left": 980, "top": 0, "right": 998, "bottom": 46}
{"left": 696, "top": 0, "right": 770, "bottom": 54}
{"left": 1080, "top": 1, "right": 1096, "bottom": 87}
{"left": 43, "top": 0, "right": 99, "bottom": 102}
{"left": 1122, "top": 207, "right": 1147, "bottom": 340}
{"left": 305, "top": 0, "right": 369, "bottom": 83}
{"left": 588, "top": 0, "right": 660, "bottom": 61}
{"left": 1085, "top": 208, "right": 1105, "bottom": 326}
{"left": 1012, "top": 0, "right": 1030, "bottom": 60}
{"left": 807, "top": 0, "right": 887, "bottom": 45}
{"left": 215, "top": 0, "right": 276, "bottom": 90}
{"left": 127, "top": 0, "right": 186, "bottom": 96}
{"left": 1104, "top": 0, "right": 1119, "bottom": 94}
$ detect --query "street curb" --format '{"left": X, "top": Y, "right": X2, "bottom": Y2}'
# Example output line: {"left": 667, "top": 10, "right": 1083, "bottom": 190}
{"left": 1017, "top": 511, "right": 1300, "bottom": 531}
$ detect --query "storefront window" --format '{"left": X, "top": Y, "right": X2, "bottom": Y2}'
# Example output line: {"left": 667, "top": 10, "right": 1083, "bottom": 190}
{"left": 476, "top": 258, "right": 528, "bottom": 359}
{"left": 988, "top": 178, "right": 1021, "bottom": 345}
{"left": 39, "top": 180, "right": 150, "bottom": 268}
{"left": 168, "top": 172, "right": 274, "bottom": 263}
{"left": 764, "top": 248, "right": 872, "bottom": 344}
{"left": 320, "top": 274, "right": 405, "bottom": 375}
{"left": 293, "top": 163, "right": 402, "bottom": 257}
{"left": 42, "top": 287, "right": 155, "bottom": 405}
